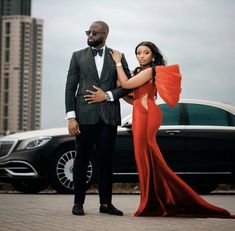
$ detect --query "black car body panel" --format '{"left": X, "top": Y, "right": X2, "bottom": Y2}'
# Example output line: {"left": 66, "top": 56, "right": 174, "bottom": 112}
{"left": 1, "top": 99, "right": 235, "bottom": 193}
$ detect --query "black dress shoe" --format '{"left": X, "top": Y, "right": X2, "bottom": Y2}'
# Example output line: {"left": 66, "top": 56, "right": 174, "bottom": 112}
{"left": 72, "top": 204, "right": 85, "bottom": 216}
{"left": 99, "top": 204, "right": 123, "bottom": 216}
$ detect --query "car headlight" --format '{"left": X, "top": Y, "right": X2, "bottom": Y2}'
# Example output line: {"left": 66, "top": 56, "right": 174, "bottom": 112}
{"left": 16, "top": 136, "right": 52, "bottom": 151}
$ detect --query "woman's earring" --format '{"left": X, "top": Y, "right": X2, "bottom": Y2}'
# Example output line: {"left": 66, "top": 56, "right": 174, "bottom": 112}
{"left": 151, "top": 58, "right": 156, "bottom": 67}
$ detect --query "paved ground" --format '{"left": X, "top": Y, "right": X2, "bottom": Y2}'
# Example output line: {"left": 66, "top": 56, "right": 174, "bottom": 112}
{"left": 0, "top": 193, "right": 235, "bottom": 231}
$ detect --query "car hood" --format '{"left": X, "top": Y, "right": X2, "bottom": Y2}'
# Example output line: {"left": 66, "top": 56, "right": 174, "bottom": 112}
{"left": 0, "top": 127, "right": 70, "bottom": 141}
{"left": 0, "top": 126, "right": 129, "bottom": 141}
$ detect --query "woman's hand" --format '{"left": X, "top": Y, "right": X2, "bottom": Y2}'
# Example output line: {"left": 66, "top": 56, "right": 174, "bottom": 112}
{"left": 110, "top": 50, "right": 122, "bottom": 64}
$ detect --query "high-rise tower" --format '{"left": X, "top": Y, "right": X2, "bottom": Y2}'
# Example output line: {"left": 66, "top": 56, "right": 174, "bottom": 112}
{"left": 0, "top": 0, "right": 31, "bottom": 16}
{"left": 0, "top": 0, "right": 43, "bottom": 134}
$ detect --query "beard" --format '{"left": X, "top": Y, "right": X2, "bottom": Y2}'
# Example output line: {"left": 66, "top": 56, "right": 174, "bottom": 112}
{"left": 87, "top": 37, "right": 103, "bottom": 47}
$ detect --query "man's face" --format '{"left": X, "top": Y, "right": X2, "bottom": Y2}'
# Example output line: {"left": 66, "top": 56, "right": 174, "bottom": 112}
{"left": 86, "top": 23, "right": 107, "bottom": 48}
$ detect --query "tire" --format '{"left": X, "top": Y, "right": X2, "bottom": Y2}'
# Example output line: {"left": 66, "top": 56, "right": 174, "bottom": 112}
{"left": 50, "top": 146, "right": 95, "bottom": 194}
{"left": 189, "top": 183, "right": 219, "bottom": 194}
{"left": 11, "top": 179, "right": 48, "bottom": 193}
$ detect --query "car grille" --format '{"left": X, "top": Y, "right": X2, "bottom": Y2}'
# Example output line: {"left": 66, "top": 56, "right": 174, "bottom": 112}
{"left": 0, "top": 161, "right": 38, "bottom": 177}
{"left": 0, "top": 140, "right": 18, "bottom": 158}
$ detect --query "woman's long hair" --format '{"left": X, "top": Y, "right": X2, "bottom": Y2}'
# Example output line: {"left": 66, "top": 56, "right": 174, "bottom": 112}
{"left": 133, "top": 41, "right": 167, "bottom": 83}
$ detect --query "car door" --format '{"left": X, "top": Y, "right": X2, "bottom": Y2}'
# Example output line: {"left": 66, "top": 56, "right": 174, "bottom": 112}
{"left": 113, "top": 126, "right": 137, "bottom": 174}
{"left": 182, "top": 103, "right": 235, "bottom": 174}
{"left": 157, "top": 103, "right": 188, "bottom": 172}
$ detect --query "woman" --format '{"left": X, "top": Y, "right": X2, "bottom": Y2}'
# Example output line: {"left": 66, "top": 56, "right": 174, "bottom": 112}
{"left": 111, "top": 41, "right": 234, "bottom": 218}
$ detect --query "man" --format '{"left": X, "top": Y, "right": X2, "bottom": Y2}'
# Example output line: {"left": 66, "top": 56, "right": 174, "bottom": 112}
{"left": 65, "top": 21, "right": 131, "bottom": 216}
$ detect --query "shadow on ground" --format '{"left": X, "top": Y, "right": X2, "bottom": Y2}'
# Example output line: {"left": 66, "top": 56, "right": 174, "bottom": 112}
{"left": 1, "top": 182, "right": 235, "bottom": 194}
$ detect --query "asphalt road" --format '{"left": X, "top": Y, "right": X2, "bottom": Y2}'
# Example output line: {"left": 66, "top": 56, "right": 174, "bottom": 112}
{"left": 0, "top": 193, "right": 234, "bottom": 231}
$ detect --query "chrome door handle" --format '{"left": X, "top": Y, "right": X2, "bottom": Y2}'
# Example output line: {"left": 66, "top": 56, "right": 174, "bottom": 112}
{"left": 165, "top": 130, "right": 181, "bottom": 135}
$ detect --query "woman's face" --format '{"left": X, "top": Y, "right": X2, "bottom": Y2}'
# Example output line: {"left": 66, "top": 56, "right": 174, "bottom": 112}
{"left": 136, "top": 45, "right": 154, "bottom": 67}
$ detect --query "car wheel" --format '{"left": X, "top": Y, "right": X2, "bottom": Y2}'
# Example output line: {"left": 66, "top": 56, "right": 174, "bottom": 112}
{"left": 190, "top": 183, "right": 219, "bottom": 194}
{"left": 11, "top": 179, "right": 48, "bottom": 193}
{"left": 50, "top": 147, "right": 95, "bottom": 193}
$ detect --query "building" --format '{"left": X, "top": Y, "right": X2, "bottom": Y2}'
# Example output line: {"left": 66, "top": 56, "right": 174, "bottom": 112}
{"left": 0, "top": 0, "right": 43, "bottom": 135}
{"left": 0, "top": 0, "right": 31, "bottom": 16}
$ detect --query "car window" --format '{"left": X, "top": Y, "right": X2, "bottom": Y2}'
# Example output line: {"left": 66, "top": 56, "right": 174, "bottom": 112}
{"left": 232, "top": 113, "right": 235, "bottom": 126}
{"left": 186, "top": 103, "right": 230, "bottom": 126}
{"left": 159, "top": 104, "right": 181, "bottom": 125}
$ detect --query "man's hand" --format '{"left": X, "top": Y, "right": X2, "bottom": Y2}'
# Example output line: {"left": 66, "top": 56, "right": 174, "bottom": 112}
{"left": 84, "top": 85, "right": 106, "bottom": 104}
{"left": 68, "top": 118, "right": 80, "bottom": 136}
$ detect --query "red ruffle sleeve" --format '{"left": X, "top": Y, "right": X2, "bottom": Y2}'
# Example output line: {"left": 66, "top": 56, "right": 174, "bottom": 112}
{"left": 155, "top": 64, "right": 182, "bottom": 107}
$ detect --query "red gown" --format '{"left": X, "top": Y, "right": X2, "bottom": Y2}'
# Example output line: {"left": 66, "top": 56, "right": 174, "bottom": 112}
{"left": 132, "top": 64, "right": 234, "bottom": 218}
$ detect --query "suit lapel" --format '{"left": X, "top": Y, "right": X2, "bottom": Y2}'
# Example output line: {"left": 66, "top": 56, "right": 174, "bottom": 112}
{"left": 86, "top": 48, "right": 100, "bottom": 83}
{"left": 99, "top": 47, "right": 112, "bottom": 83}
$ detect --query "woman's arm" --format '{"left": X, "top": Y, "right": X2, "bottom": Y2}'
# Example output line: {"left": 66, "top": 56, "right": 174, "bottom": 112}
{"left": 111, "top": 51, "right": 153, "bottom": 89}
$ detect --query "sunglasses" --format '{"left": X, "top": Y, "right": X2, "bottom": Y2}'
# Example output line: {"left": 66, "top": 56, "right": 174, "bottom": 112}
{"left": 85, "top": 30, "right": 105, "bottom": 36}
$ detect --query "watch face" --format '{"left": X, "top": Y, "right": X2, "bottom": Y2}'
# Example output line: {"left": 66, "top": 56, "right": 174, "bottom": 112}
{"left": 105, "top": 94, "right": 110, "bottom": 101}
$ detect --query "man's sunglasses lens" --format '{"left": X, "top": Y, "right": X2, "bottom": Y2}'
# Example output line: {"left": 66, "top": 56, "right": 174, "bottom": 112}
{"left": 85, "top": 30, "right": 98, "bottom": 36}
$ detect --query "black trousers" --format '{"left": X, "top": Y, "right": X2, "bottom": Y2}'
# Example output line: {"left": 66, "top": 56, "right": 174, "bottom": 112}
{"left": 73, "top": 119, "right": 117, "bottom": 205}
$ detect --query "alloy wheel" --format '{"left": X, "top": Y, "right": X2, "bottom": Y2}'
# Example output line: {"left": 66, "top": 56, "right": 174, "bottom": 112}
{"left": 56, "top": 150, "right": 93, "bottom": 191}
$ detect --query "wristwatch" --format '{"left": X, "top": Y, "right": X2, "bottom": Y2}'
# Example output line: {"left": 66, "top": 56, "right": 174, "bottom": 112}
{"left": 105, "top": 93, "right": 111, "bottom": 101}
{"left": 116, "top": 62, "right": 122, "bottom": 67}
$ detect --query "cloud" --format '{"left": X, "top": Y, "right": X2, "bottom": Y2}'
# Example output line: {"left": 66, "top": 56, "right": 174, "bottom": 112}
{"left": 32, "top": 0, "right": 235, "bottom": 128}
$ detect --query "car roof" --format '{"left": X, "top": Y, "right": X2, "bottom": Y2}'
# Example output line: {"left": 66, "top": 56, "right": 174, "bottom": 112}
{"left": 176, "top": 99, "right": 235, "bottom": 114}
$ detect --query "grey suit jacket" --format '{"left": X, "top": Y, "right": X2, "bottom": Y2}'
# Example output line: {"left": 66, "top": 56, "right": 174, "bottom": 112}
{"left": 65, "top": 46, "right": 131, "bottom": 126}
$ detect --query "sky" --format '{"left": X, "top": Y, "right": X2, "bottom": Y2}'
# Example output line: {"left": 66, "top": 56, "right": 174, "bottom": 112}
{"left": 32, "top": 0, "right": 235, "bottom": 129}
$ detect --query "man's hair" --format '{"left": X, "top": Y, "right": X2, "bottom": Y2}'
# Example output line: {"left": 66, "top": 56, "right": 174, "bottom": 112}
{"left": 93, "top": 21, "right": 109, "bottom": 33}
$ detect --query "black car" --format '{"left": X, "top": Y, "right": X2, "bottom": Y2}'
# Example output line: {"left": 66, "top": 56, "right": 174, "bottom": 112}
{"left": 1, "top": 99, "right": 235, "bottom": 194}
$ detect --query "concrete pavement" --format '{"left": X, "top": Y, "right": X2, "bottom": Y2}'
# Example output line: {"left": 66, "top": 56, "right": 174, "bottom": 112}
{"left": 0, "top": 193, "right": 235, "bottom": 231}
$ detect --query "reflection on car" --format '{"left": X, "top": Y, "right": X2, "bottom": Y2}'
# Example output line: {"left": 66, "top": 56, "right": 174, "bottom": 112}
{"left": 0, "top": 99, "right": 235, "bottom": 194}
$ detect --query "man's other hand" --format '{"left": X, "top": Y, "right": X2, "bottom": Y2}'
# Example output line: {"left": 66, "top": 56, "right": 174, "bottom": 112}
{"left": 68, "top": 118, "right": 80, "bottom": 136}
